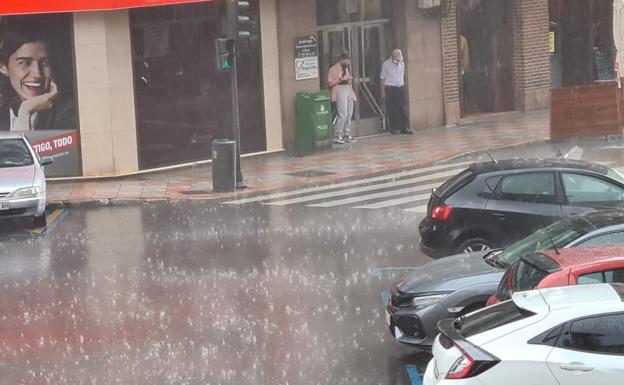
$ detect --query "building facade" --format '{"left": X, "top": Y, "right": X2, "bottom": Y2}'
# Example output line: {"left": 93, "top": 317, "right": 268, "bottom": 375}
{"left": 0, "top": 0, "right": 552, "bottom": 178}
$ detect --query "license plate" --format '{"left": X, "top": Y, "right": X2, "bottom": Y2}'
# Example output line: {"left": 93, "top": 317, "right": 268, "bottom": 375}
{"left": 0, "top": 202, "right": 8, "bottom": 211}
{"left": 385, "top": 310, "right": 391, "bottom": 326}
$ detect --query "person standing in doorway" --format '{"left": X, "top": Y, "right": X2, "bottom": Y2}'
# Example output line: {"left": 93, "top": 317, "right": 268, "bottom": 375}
{"left": 380, "top": 49, "right": 412, "bottom": 135}
{"left": 328, "top": 52, "right": 356, "bottom": 144}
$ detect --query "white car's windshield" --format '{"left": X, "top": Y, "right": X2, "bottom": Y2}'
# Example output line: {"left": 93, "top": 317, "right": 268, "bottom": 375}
{"left": 0, "top": 139, "right": 34, "bottom": 168}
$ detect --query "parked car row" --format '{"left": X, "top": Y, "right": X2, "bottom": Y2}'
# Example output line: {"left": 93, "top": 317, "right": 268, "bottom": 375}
{"left": 386, "top": 158, "right": 624, "bottom": 384}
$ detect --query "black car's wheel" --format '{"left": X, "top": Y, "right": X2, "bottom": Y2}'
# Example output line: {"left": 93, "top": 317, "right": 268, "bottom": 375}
{"left": 457, "top": 238, "right": 492, "bottom": 254}
{"left": 33, "top": 213, "right": 47, "bottom": 228}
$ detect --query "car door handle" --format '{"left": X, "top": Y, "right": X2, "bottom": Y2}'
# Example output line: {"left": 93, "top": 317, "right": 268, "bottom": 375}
{"left": 560, "top": 363, "right": 594, "bottom": 372}
{"left": 492, "top": 213, "right": 506, "bottom": 220}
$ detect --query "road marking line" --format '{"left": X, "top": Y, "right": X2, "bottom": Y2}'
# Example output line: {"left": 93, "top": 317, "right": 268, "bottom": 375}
{"left": 354, "top": 193, "right": 430, "bottom": 210}
{"left": 265, "top": 173, "right": 453, "bottom": 206}
{"left": 43, "top": 208, "right": 69, "bottom": 236}
{"left": 222, "top": 162, "right": 470, "bottom": 205}
{"left": 406, "top": 365, "right": 423, "bottom": 385}
{"left": 380, "top": 292, "right": 390, "bottom": 307}
{"left": 28, "top": 208, "right": 64, "bottom": 235}
{"left": 404, "top": 205, "right": 428, "bottom": 214}
{"left": 307, "top": 182, "right": 440, "bottom": 208}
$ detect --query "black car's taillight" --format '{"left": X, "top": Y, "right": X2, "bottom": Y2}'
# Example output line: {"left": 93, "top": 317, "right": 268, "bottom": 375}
{"left": 431, "top": 205, "right": 453, "bottom": 221}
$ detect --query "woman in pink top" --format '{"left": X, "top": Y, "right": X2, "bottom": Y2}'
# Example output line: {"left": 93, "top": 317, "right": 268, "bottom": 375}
{"left": 327, "top": 53, "right": 356, "bottom": 143}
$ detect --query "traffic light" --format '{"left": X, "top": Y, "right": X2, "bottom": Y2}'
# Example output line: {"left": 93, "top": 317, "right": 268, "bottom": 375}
{"left": 226, "top": 0, "right": 252, "bottom": 41}
{"left": 215, "top": 38, "right": 234, "bottom": 71}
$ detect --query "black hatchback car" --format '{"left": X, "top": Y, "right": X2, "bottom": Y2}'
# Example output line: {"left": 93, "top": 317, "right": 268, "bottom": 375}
{"left": 419, "top": 158, "right": 624, "bottom": 257}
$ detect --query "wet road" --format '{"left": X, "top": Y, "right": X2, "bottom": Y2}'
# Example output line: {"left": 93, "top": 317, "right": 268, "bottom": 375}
{"left": 0, "top": 200, "right": 432, "bottom": 384}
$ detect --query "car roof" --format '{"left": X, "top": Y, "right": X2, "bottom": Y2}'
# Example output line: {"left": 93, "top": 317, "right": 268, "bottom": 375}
{"left": 541, "top": 245, "right": 624, "bottom": 268}
{"left": 469, "top": 158, "right": 608, "bottom": 175}
{"left": 0, "top": 132, "right": 26, "bottom": 140}
{"left": 513, "top": 283, "right": 624, "bottom": 313}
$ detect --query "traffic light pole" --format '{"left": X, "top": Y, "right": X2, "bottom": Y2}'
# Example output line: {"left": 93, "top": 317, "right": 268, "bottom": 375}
{"left": 226, "top": 0, "right": 248, "bottom": 189}
{"left": 229, "top": 44, "right": 246, "bottom": 188}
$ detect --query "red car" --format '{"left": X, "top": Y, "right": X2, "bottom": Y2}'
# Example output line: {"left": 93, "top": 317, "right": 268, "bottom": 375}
{"left": 487, "top": 245, "right": 624, "bottom": 305}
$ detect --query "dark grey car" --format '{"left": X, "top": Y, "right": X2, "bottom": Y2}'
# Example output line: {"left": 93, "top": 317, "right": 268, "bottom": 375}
{"left": 386, "top": 209, "right": 624, "bottom": 348}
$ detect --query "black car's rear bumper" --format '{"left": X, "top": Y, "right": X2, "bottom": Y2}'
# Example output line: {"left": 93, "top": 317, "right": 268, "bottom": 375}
{"left": 419, "top": 218, "right": 455, "bottom": 258}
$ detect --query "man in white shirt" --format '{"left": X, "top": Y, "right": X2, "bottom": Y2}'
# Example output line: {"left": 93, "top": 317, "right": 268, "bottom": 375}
{"left": 380, "top": 49, "right": 412, "bottom": 134}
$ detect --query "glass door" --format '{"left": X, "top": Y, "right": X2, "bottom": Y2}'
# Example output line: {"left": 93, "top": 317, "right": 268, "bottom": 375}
{"left": 318, "top": 20, "right": 390, "bottom": 137}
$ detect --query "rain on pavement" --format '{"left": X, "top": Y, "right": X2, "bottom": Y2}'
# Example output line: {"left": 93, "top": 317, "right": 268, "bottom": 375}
{"left": 0, "top": 197, "right": 432, "bottom": 385}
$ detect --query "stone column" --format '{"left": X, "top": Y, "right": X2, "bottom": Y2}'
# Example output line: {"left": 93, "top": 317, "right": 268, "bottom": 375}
{"left": 73, "top": 10, "right": 139, "bottom": 176}
{"left": 260, "top": 0, "right": 284, "bottom": 152}
{"left": 276, "top": 0, "right": 319, "bottom": 151}
{"left": 512, "top": 0, "right": 551, "bottom": 111}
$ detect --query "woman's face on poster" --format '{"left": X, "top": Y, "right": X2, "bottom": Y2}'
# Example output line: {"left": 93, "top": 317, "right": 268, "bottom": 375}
{"left": 1, "top": 41, "right": 52, "bottom": 101}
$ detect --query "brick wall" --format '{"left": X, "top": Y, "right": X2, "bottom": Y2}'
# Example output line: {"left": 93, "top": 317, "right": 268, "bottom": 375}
{"left": 441, "top": 0, "right": 460, "bottom": 125}
{"left": 512, "top": 0, "right": 551, "bottom": 111}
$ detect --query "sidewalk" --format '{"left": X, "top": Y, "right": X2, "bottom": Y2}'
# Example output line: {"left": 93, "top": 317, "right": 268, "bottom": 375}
{"left": 47, "top": 110, "right": 550, "bottom": 205}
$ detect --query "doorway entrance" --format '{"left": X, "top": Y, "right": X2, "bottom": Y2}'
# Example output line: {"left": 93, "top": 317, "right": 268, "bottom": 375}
{"left": 458, "top": 0, "right": 515, "bottom": 116}
{"left": 318, "top": 20, "right": 391, "bottom": 136}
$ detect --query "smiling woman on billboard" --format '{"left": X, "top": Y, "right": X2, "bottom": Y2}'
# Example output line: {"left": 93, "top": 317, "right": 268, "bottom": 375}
{"left": 0, "top": 24, "right": 76, "bottom": 132}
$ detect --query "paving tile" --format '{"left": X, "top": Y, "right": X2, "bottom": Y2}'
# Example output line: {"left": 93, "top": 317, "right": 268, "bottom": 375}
{"left": 47, "top": 110, "right": 550, "bottom": 203}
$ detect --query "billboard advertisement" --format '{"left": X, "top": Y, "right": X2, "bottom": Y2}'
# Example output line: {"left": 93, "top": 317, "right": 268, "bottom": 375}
{"left": 0, "top": 14, "right": 80, "bottom": 177}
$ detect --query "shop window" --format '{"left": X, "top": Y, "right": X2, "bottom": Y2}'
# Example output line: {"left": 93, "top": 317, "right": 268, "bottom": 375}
{"left": 317, "top": 0, "right": 392, "bottom": 26}
{"left": 0, "top": 14, "right": 81, "bottom": 177}
{"left": 130, "top": 1, "right": 266, "bottom": 169}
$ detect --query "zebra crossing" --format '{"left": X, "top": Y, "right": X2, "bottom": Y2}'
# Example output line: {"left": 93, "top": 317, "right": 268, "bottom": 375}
{"left": 223, "top": 162, "right": 472, "bottom": 214}
{"left": 223, "top": 161, "right": 624, "bottom": 214}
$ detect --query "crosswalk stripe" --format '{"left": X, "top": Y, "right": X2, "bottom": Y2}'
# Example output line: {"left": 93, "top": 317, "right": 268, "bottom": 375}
{"left": 404, "top": 205, "right": 428, "bottom": 214}
{"left": 264, "top": 170, "right": 461, "bottom": 206}
{"left": 222, "top": 162, "right": 470, "bottom": 205}
{"left": 354, "top": 193, "right": 431, "bottom": 210}
{"left": 308, "top": 183, "right": 439, "bottom": 208}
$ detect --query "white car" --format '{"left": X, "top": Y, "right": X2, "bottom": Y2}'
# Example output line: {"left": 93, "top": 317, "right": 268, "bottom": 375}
{"left": 424, "top": 283, "right": 624, "bottom": 385}
{"left": 0, "top": 132, "right": 50, "bottom": 227}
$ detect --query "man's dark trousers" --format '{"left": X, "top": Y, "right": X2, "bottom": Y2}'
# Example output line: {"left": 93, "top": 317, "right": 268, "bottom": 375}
{"left": 385, "top": 86, "right": 408, "bottom": 133}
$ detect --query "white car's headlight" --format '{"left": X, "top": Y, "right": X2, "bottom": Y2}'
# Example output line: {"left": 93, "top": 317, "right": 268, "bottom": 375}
{"left": 412, "top": 294, "right": 449, "bottom": 308}
{"left": 12, "top": 186, "right": 40, "bottom": 198}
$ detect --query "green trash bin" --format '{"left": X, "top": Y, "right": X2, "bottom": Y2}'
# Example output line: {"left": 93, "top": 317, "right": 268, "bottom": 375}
{"left": 295, "top": 91, "right": 332, "bottom": 156}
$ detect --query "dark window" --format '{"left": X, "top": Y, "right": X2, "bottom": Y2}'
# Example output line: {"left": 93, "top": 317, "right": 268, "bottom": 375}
{"left": 529, "top": 324, "right": 565, "bottom": 347}
{"left": 0, "top": 139, "right": 34, "bottom": 168}
{"left": 130, "top": 1, "right": 266, "bottom": 169}
{"left": 580, "top": 232, "right": 624, "bottom": 246}
{"left": 316, "top": 0, "right": 393, "bottom": 25}
{"left": 457, "top": 301, "right": 535, "bottom": 338}
{"left": 563, "top": 314, "right": 624, "bottom": 355}
{"left": 578, "top": 269, "right": 624, "bottom": 285}
{"left": 562, "top": 173, "right": 624, "bottom": 205}
{"left": 485, "top": 176, "right": 502, "bottom": 192}
{"left": 434, "top": 169, "right": 475, "bottom": 199}
{"left": 499, "top": 173, "right": 557, "bottom": 203}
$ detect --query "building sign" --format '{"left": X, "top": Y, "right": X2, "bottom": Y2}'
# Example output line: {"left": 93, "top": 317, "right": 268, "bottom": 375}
{"left": 294, "top": 35, "right": 319, "bottom": 81}
{"left": 0, "top": 14, "right": 81, "bottom": 177}
{"left": 0, "top": 1, "right": 211, "bottom": 15}
{"left": 549, "top": 31, "right": 556, "bottom": 54}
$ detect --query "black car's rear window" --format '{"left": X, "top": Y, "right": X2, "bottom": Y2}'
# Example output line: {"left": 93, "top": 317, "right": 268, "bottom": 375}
{"left": 456, "top": 301, "right": 536, "bottom": 338}
{"left": 435, "top": 169, "right": 475, "bottom": 199}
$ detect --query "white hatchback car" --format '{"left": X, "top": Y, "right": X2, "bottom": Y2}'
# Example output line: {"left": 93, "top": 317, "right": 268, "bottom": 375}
{"left": 0, "top": 132, "right": 50, "bottom": 227}
{"left": 424, "top": 283, "right": 624, "bottom": 385}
